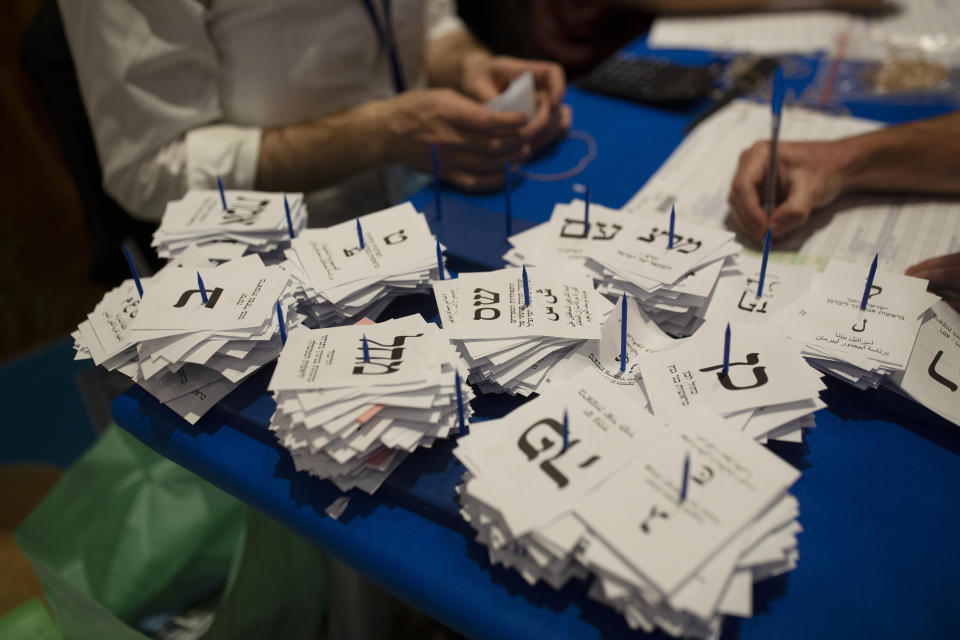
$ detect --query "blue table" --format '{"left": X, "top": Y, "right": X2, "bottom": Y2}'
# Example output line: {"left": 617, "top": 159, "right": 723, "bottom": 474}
{"left": 113, "top": 36, "right": 960, "bottom": 639}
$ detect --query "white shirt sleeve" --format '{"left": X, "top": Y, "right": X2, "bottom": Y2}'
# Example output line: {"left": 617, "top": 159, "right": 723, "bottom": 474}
{"left": 426, "top": 0, "right": 466, "bottom": 41}
{"left": 58, "top": 0, "right": 261, "bottom": 222}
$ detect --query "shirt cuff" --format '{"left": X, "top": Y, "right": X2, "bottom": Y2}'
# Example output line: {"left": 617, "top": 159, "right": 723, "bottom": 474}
{"left": 184, "top": 123, "right": 262, "bottom": 191}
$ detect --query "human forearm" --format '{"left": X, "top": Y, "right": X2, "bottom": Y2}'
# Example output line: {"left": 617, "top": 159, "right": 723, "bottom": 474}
{"left": 833, "top": 112, "right": 960, "bottom": 196}
{"left": 426, "top": 28, "right": 491, "bottom": 91}
{"left": 255, "top": 100, "right": 389, "bottom": 193}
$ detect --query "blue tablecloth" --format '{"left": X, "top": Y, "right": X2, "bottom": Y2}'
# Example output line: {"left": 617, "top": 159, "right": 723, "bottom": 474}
{"left": 113, "top": 36, "right": 960, "bottom": 640}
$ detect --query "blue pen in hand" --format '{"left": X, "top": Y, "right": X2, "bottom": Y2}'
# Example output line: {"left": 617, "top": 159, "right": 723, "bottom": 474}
{"left": 765, "top": 67, "right": 785, "bottom": 220}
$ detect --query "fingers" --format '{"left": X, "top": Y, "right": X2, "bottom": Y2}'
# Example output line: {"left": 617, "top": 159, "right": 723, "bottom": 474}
{"left": 905, "top": 252, "right": 960, "bottom": 292}
{"left": 727, "top": 142, "right": 770, "bottom": 244}
{"left": 489, "top": 57, "right": 567, "bottom": 106}
{"left": 444, "top": 91, "right": 529, "bottom": 133}
{"left": 442, "top": 168, "right": 506, "bottom": 192}
{"left": 519, "top": 90, "right": 553, "bottom": 139}
{"left": 527, "top": 104, "right": 572, "bottom": 156}
{"left": 769, "top": 178, "right": 815, "bottom": 240}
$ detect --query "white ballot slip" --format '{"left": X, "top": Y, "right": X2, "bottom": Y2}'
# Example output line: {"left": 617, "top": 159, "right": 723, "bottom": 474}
{"left": 153, "top": 189, "right": 307, "bottom": 261}
{"left": 269, "top": 315, "right": 474, "bottom": 493}
{"left": 704, "top": 255, "right": 817, "bottom": 326}
{"left": 896, "top": 300, "right": 960, "bottom": 427}
{"left": 625, "top": 100, "right": 960, "bottom": 271}
{"left": 486, "top": 70, "right": 537, "bottom": 120}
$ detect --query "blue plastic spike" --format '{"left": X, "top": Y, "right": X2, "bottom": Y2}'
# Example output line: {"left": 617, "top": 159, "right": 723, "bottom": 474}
{"left": 723, "top": 323, "right": 731, "bottom": 374}
{"left": 562, "top": 409, "right": 569, "bottom": 452}
{"left": 436, "top": 240, "right": 445, "bottom": 280}
{"left": 357, "top": 217, "right": 365, "bottom": 249}
{"left": 680, "top": 452, "right": 690, "bottom": 503}
{"left": 217, "top": 176, "right": 227, "bottom": 210}
{"left": 455, "top": 371, "right": 465, "bottom": 433}
{"left": 362, "top": 334, "right": 370, "bottom": 363}
{"left": 758, "top": 228, "right": 772, "bottom": 297}
{"left": 197, "top": 272, "right": 208, "bottom": 305}
{"left": 283, "top": 193, "right": 295, "bottom": 239}
{"left": 276, "top": 301, "right": 287, "bottom": 346}
{"left": 668, "top": 204, "right": 676, "bottom": 249}
{"left": 521, "top": 265, "right": 530, "bottom": 306}
{"left": 122, "top": 244, "right": 143, "bottom": 298}
{"left": 861, "top": 253, "right": 879, "bottom": 310}
{"left": 620, "top": 294, "right": 628, "bottom": 373}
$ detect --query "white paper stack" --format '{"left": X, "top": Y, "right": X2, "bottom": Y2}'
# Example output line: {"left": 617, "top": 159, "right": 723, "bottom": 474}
{"left": 267, "top": 315, "right": 474, "bottom": 493}
{"left": 73, "top": 255, "right": 302, "bottom": 424}
{"left": 456, "top": 379, "right": 802, "bottom": 639}
{"left": 153, "top": 190, "right": 307, "bottom": 261}
{"left": 584, "top": 211, "right": 740, "bottom": 337}
{"left": 889, "top": 299, "right": 960, "bottom": 427}
{"left": 283, "top": 202, "right": 442, "bottom": 327}
{"left": 782, "top": 259, "right": 935, "bottom": 389}
{"left": 503, "top": 199, "right": 627, "bottom": 271}
{"left": 433, "top": 267, "right": 605, "bottom": 396}
{"left": 637, "top": 321, "right": 827, "bottom": 444}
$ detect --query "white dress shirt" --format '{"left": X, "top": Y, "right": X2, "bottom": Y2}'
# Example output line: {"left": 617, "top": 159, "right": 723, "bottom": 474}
{"left": 58, "top": 0, "right": 463, "bottom": 224}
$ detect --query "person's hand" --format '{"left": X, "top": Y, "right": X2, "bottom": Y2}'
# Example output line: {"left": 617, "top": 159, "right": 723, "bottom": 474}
{"left": 727, "top": 140, "right": 850, "bottom": 245}
{"left": 460, "top": 54, "right": 571, "bottom": 160}
{"left": 906, "top": 252, "right": 960, "bottom": 311}
{"left": 381, "top": 88, "right": 533, "bottom": 191}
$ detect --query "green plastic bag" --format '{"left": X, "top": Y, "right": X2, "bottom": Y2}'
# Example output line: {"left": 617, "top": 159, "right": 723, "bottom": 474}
{"left": 16, "top": 426, "right": 323, "bottom": 640}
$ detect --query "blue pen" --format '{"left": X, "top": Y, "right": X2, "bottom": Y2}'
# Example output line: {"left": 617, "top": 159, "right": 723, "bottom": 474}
{"left": 680, "top": 452, "right": 690, "bottom": 503}
{"left": 723, "top": 322, "right": 731, "bottom": 374}
{"left": 197, "top": 271, "right": 208, "bottom": 305}
{"left": 668, "top": 204, "right": 676, "bottom": 249}
{"left": 283, "top": 193, "right": 295, "bottom": 239}
{"left": 620, "top": 294, "right": 628, "bottom": 373}
{"left": 562, "top": 409, "right": 569, "bottom": 452}
{"left": 356, "top": 217, "right": 365, "bottom": 249}
{"left": 362, "top": 334, "right": 370, "bottom": 363}
{"left": 432, "top": 143, "right": 443, "bottom": 222}
{"left": 765, "top": 67, "right": 785, "bottom": 220}
{"left": 757, "top": 228, "right": 772, "bottom": 297}
{"left": 122, "top": 244, "right": 143, "bottom": 298}
{"left": 436, "top": 240, "right": 445, "bottom": 280}
{"left": 521, "top": 264, "right": 530, "bottom": 306}
{"left": 505, "top": 162, "right": 513, "bottom": 237}
{"left": 861, "top": 253, "right": 879, "bottom": 310}
{"left": 217, "top": 176, "right": 227, "bottom": 210}
{"left": 455, "top": 370, "right": 465, "bottom": 433}
{"left": 276, "top": 301, "right": 287, "bottom": 346}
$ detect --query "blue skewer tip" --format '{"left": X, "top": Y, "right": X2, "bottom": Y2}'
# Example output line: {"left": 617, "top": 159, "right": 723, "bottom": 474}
{"left": 758, "top": 228, "right": 772, "bottom": 297}
{"left": 772, "top": 66, "right": 785, "bottom": 117}
{"left": 668, "top": 204, "right": 676, "bottom": 249}
{"left": 283, "top": 193, "right": 295, "bottom": 239}
{"left": 122, "top": 244, "right": 143, "bottom": 298}
{"left": 619, "top": 294, "right": 628, "bottom": 373}
{"left": 362, "top": 334, "right": 370, "bottom": 363}
{"left": 723, "top": 322, "right": 731, "bottom": 374}
{"left": 521, "top": 265, "right": 530, "bottom": 306}
{"left": 455, "top": 370, "right": 465, "bottom": 432}
{"left": 217, "top": 176, "right": 227, "bottom": 210}
{"left": 562, "top": 409, "right": 569, "bottom": 452}
{"left": 680, "top": 452, "right": 690, "bottom": 502}
{"left": 356, "top": 217, "right": 365, "bottom": 249}
{"left": 861, "top": 253, "right": 879, "bottom": 310}
{"left": 436, "top": 240, "right": 445, "bottom": 280}
{"left": 197, "top": 271, "right": 208, "bottom": 304}
{"left": 276, "top": 301, "right": 287, "bottom": 346}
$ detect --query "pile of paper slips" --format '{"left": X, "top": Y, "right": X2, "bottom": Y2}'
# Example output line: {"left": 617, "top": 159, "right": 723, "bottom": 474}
{"left": 153, "top": 190, "right": 306, "bottom": 262}
{"left": 267, "top": 315, "right": 473, "bottom": 493}
{"left": 455, "top": 378, "right": 802, "bottom": 639}
{"left": 283, "top": 203, "right": 443, "bottom": 327}
{"left": 73, "top": 255, "right": 301, "bottom": 424}
{"left": 432, "top": 266, "right": 605, "bottom": 396}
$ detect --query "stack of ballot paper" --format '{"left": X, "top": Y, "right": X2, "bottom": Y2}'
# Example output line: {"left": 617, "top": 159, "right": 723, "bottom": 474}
{"left": 283, "top": 203, "right": 442, "bottom": 326}
{"left": 432, "top": 267, "right": 605, "bottom": 396}
{"left": 267, "top": 315, "right": 473, "bottom": 493}
{"left": 73, "top": 255, "right": 302, "bottom": 424}
{"left": 456, "top": 379, "right": 802, "bottom": 638}
{"left": 503, "top": 199, "right": 626, "bottom": 271}
{"left": 703, "top": 255, "right": 817, "bottom": 326}
{"left": 584, "top": 212, "right": 740, "bottom": 337}
{"left": 782, "top": 259, "right": 935, "bottom": 389}
{"left": 153, "top": 190, "right": 307, "bottom": 261}
{"left": 890, "top": 300, "right": 960, "bottom": 428}
{"left": 637, "top": 321, "right": 826, "bottom": 444}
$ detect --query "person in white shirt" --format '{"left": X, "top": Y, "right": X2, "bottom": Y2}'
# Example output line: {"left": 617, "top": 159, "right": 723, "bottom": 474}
{"left": 58, "top": 0, "right": 570, "bottom": 226}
